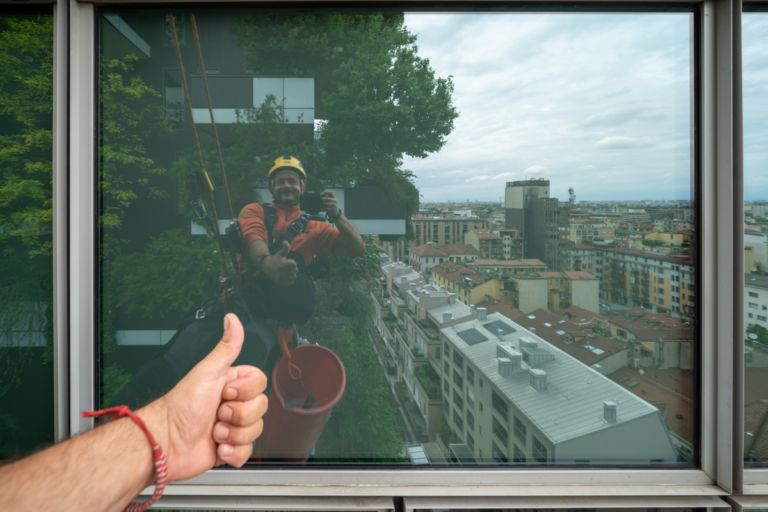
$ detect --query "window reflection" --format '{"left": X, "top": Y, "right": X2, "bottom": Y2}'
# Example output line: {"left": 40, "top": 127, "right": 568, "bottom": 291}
{"left": 743, "top": 10, "right": 768, "bottom": 465}
{"left": 0, "top": 11, "right": 54, "bottom": 459}
{"left": 98, "top": 8, "right": 695, "bottom": 465}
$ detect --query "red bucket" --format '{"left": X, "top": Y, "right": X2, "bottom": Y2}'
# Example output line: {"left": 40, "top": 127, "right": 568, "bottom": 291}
{"left": 256, "top": 344, "right": 346, "bottom": 462}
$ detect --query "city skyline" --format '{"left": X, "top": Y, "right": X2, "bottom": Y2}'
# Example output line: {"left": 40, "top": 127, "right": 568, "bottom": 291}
{"left": 397, "top": 12, "right": 765, "bottom": 204}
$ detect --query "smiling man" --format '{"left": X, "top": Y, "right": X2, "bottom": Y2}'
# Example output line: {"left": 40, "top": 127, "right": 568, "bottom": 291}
{"left": 237, "top": 155, "right": 365, "bottom": 325}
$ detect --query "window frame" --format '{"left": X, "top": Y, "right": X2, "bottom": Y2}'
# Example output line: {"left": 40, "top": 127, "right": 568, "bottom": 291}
{"left": 51, "top": 0, "right": 755, "bottom": 504}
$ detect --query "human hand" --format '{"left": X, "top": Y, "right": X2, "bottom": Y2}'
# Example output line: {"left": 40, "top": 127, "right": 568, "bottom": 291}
{"left": 321, "top": 190, "right": 341, "bottom": 219}
{"left": 139, "top": 313, "right": 268, "bottom": 482}
{"left": 263, "top": 241, "right": 298, "bottom": 285}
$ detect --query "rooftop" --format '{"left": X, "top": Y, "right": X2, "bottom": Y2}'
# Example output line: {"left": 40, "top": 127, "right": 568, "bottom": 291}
{"left": 605, "top": 308, "right": 694, "bottom": 341}
{"left": 410, "top": 244, "right": 479, "bottom": 258}
{"left": 432, "top": 262, "right": 492, "bottom": 287}
{"left": 442, "top": 312, "right": 663, "bottom": 445}
{"left": 475, "top": 258, "right": 547, "bottom": 267}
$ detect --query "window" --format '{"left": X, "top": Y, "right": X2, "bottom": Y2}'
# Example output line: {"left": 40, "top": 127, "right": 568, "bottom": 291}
{"left": 491, "top": 390, "right": 508, "bottom": 419}
{"left": 0, "top": 10, "right": 55, "bottom": 459}
{"left": 492, "top": 417, "right": 509, "bottom": 444}
{"left": 533, "top": 436, "right": 548, "bottom": 463}
{"left": 31, "top": 0, "right": 761, "bottom": 505}
{"left": 514, "top": 416, "right": 527, "bottom": 442}
{"left": 743, "top": 8, "right": 768, "bottom": 466}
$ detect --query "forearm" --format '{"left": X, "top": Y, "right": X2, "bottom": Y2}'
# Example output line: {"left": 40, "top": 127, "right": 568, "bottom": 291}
{"left": 334, "top": 214, "right": 365, "bottom": 256}
{"left": 0, "top": 400, "right": 167, "bottom": 512}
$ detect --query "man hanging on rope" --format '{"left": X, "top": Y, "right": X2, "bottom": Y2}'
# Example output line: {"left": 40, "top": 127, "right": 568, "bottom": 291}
{"left": 238, "top": 156, "right": 365, "bottom": 329}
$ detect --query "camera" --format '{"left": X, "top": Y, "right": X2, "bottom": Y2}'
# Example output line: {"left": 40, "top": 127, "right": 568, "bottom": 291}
{"left": 300, "top": 192, "right": 324, "bottom": 215}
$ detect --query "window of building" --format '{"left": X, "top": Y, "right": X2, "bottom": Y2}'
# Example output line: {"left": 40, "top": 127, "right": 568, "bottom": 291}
{"left": 533, "top": 436, "right": 548, "bottom": 463}
{"left": 514, "top": 416, "right": 527, "bottom": 443}
{"left": 0, "top": 9, "right": 55, "bottom": 460}
{"left": 492, "top": 417, "right": 509, "bottom": 445}
{"left": 26, "top": 3, "right": 757, "bottom": 507}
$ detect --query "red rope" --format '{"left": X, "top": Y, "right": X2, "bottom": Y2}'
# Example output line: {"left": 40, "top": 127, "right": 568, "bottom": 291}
{"left": 277, "top": 325, "right": 302, "bottom": 380}
{"left": 189, "top": 14, "right": 235, "bottom": 221}
{"left": 82, "top": 406, "right": 167, "bottom": 512}
{"left": 166, "top": 15, "right": 223, "bottom": 240}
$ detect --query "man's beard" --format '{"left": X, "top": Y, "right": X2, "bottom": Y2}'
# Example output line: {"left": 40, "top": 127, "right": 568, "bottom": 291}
{"left": 275, "top": 190, "right": 300, "bottom": 205}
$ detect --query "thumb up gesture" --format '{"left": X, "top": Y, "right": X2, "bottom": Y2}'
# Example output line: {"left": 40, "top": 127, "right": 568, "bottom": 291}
{"left": 263, "top": 241, "right": 298, "bottom": 286}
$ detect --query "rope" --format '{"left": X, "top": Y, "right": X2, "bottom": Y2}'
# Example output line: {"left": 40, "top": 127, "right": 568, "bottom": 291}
{"left": 166, "top": 14, "right": 230, "bottom": 274}
{"left": 277, "top": 325, "right": 303, "bottom": 380}
{"left": 189, "top": 14, "right": 236, "bottom": 221}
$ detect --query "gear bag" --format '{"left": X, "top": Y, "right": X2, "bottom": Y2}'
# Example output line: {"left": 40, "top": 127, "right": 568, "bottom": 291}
{"left": 242, "top": 204, "right": 317, "bottom": 325}
{"left": 110, "top": 297, "right": 279, "bottom": 409}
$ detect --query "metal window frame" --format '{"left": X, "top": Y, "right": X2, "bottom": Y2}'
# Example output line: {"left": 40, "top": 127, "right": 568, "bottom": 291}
{"left": 57, "top": 0, "right": 763, "bottom": 506}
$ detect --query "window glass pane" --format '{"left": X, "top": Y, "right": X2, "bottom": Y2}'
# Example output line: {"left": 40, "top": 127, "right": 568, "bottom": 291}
{"left": 98, "top": 7, "right": 696, "bottom": 466}
{"left": 0, "top": 10, "right": 54, "bottom": 459}
{"left": 743, "top": 8, "right": 768, "bottom": 465}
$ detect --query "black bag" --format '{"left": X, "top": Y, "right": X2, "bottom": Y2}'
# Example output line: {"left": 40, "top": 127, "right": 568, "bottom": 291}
{"left": 242, "top": 252, "right": 317, "bottom": 325}
{"left": 110, "top": 297, "right": 279, "bottom": 409}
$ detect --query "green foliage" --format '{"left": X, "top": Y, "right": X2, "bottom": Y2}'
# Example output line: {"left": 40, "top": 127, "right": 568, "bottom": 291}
{"left": 302, "top": 238, "right": 405, "bottom": 461}
{"left": 234, "top": 12, "right": 456, "bottom": 219}
{"left": 108, "top": 228, "right": 221, "bottom": 320}
{"left": 99, "top": 54, "right": 172, "bottom": 235}
{"left": 0, "top": 15, "right": 53, "bottom": 258}
{"left": 747, "top": 323, "right": 768, "bottom": 346}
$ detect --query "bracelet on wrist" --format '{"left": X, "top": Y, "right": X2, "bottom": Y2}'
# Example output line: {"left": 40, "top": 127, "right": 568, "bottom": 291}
{"left": 82, "top": 405, "right": 167, "bottom": 512}
{"left": 329, "top": 209, "right": 342, "bottom": 221}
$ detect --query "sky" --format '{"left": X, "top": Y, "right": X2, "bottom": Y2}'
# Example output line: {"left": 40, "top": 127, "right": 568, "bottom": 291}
{"left": 743, "top": 13, "right": 768, "bottom": 202}
{"left": 397, "top": 12, "right": 761, "bottom": 203}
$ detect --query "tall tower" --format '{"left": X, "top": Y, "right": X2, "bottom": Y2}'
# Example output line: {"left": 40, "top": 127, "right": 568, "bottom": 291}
{"left": 505, "top": 179, "right": 551, "bottom": 263}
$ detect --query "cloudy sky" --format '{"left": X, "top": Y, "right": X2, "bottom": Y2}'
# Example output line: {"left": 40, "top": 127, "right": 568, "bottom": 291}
{"left": 743, "top": 13, "right": 768, "bottom": 202}
{"left": 399, "top": 11, "right": 762, "bottom": 203}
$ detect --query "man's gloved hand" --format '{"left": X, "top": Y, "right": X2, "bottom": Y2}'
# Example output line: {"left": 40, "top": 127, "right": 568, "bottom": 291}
{"left": 262, "top": 241, "right": 298, "bottom": 285}
{"left": 321, "top": 190, "right": 342, "bottom": 220}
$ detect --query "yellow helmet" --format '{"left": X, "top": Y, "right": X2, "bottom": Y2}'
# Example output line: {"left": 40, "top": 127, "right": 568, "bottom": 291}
{"left": 267, "top": 155, "right": 307, "bottom": 181}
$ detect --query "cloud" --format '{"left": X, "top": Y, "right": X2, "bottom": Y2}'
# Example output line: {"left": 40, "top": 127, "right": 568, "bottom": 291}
{"left": 593, "top": 136, "right": 649, "bottom": 150}
{"left": 523, "top": 165, "right": 546, "bottom": 174}
{"left": 403, "top": 12, "right": 697, "bottom": 201}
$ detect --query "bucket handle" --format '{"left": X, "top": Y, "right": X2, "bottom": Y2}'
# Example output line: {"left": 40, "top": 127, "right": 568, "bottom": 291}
{"left": 277, "top": 326, "right": 303, "bottom": 380}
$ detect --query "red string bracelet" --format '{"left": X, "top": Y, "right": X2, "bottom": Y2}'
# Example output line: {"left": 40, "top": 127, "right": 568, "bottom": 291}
{"left": 82, "top": 405, "right": 168, "bottom": 512}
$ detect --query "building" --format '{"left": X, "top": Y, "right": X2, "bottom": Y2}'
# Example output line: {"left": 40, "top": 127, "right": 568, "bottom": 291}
{"left": 430, "top": 261, "right": 502, "bottom": 305}
{"left": 474, "top": 258, "right": 547, "bottom": 279}
{"left": 464, "top": 229, "right": 501, "bottom": 259}
{"left": 504, "top": 179, "right": 565, "bottom": 269}
{"left": 602, "top": 308, "right": 694, "bottom": 370}
{"left": 440, "top": 311, "right": 677, "bottom": 463}
{"left": 569, "top": 245, "right": 695, "bottom": 318}
{"left": 509, "top": 271, "right": 600, "bottom": 314}
{"left": 498, "top": 228, "right": 524, "bottom": 260}
{"left": 745, "top": 273, "right": 768, "bottom": 334}
{"left": 408, "top": 243, "right": 478, "bottom": 274}
{"left": 411, "top": 215, "right": 490, "bottom": 246}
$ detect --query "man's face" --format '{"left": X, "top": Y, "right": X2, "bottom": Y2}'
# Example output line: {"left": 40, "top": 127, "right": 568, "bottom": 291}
{"left": 269, "top": 169, "right": 305, "bottom": 206}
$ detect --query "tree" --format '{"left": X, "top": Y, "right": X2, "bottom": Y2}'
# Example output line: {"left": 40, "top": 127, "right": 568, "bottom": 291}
{"left": 234, "top": 11, "right": 456, "bottom": 220}
{"left": 747, "top": 323, "right": 768, "bottom": 347}
{"left": 0, "top": 14, "right": 56, "bottom": 457}
{"left": 304, "top": 240, "right": 406, "bottom": 461}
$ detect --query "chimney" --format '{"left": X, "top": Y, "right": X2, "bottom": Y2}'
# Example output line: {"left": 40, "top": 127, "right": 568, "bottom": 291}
{"left": 442, "top": 312, "right": 453, "bottom": 324}
{"left": 529, "top": 368, "right": 547, "bottom": 392}
{"left": 520, "top": 337, "right": 538, "bottom": 350}
{"left": 603, "top": 401, "right": 618, "bottom": 423}
{"left": 477, "top": 307, "right": 487, "bottom": 320}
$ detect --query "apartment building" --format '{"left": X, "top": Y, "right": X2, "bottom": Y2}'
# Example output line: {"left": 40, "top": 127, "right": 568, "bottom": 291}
{"left": 440, "top": 311, "right": 677, "bottom": 463}
{"left": 430, "top": 261, "right": 502, "bottom": 306}
{"left": 411, "top": 215, "right": 490, "bottom": 246}
{"left": 408, "top": 243, "right": 478, "bottom": 274}
{"left": 509, "top": 271, "right": 599, "bottom": 314}
{"left": 464, "top": 229, "right": 501, "bottom": 259}
{"left": 569, "top": 245, "right": 694, "bottom": 318}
